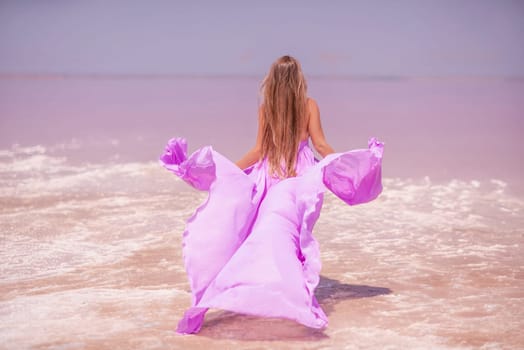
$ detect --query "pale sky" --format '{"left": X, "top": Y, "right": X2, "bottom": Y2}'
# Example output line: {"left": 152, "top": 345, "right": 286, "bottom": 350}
{"left": 0, "top": 0, "right": 523, "bottom": 77}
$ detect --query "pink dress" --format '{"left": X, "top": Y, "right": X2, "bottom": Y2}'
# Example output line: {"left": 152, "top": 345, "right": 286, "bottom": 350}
{"left": 159, "top": 137, "right": 384, "bottom": 334}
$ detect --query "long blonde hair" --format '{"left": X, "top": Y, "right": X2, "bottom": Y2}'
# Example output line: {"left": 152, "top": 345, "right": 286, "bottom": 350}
{"left": 259, "top": 55, "right": 308, "bottom": 178}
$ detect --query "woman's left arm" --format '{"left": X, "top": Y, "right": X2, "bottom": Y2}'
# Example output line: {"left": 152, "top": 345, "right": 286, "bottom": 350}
{"left": 235, "top": 105, "right": 264, "bottom": 170}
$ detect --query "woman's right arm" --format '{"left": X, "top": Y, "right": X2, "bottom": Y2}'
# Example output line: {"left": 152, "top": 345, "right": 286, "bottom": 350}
{"left": 308, "top": 98, "right": 335, "bottom": 157}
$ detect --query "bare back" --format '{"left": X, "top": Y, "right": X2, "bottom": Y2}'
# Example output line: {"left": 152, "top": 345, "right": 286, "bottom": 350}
{"left": 235, "top": 96, "right": 334, "bottom": 171}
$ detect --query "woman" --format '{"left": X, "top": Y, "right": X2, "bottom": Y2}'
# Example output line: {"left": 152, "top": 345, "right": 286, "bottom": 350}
{"left": 235, "top": 55, "right": 335, "bottom": 174}
{"left": 159, "top": 55, "right": 384, "bottom": 334}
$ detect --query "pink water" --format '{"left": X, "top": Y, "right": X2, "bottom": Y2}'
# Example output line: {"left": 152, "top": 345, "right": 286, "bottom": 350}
{"left": 1, "top": 76, "right": 523, "bottom": 349}
{"left": 1, "top": 76, "right": 522, "bottom": 187}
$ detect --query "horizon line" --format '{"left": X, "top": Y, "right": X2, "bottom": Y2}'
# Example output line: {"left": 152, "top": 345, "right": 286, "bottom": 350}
{"left": 1, "top": 72, "right": 523, "bottom": 82}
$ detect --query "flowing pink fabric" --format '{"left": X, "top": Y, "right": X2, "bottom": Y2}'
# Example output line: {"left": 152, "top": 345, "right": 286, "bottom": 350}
{"left": 159, "top": 137, "right": 384, "bottom": 334}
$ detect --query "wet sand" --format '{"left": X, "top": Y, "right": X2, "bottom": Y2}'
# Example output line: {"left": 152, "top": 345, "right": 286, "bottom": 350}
{"left": 1, "top": 149, "right": 523, "bottom": 349}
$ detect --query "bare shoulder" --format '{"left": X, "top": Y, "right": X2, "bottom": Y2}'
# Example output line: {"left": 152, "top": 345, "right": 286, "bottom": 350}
{"left": 307, "top": 97, "right": 319, "bottom": 112}
{"left": 306, "top": 97, "right": 320, "bottom": 119}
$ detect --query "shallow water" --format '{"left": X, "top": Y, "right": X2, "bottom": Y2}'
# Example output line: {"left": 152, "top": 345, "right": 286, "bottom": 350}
{"left": 1, "top": 76, "right": 523, "bottom": 190}
{"left": 0, "top": 143, "right": 523, "bottom": 349}
{"left": 1, "top": 76, "right": 523, "bottom": 348}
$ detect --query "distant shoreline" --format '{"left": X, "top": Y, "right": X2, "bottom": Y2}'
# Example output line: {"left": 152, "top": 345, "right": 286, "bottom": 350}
{"left": 1, "top": 72, "right": 523, "bottom": 82}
